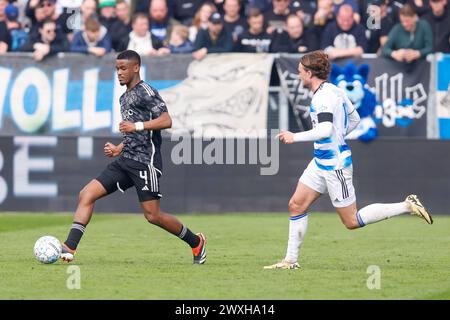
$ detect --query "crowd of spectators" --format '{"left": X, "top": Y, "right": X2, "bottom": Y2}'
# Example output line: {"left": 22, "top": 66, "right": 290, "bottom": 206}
{"left": 0, "top": 0, "right": 448, "bottom": 61}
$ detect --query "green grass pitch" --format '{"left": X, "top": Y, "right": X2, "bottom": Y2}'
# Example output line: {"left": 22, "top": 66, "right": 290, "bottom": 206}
{"left": 0, "top": 212, "right": 449, "bottom": 299}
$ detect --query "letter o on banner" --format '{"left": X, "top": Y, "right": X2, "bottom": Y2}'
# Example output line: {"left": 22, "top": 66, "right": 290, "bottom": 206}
{"left": 10, "top": 67, "right": 51, "bottom": 133}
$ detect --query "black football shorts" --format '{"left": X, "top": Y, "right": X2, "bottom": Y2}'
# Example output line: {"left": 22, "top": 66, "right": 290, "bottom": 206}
{"left": 96, "top": 157, "right": 162, "bottom": 202}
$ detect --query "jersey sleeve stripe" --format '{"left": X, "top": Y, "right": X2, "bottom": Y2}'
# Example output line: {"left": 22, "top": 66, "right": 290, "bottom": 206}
{"left": 140, "top": 82, "right": 155, "bottom": 97}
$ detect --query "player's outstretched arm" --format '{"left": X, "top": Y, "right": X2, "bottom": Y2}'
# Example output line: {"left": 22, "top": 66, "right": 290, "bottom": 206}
{"left": 346, "top": 109, "right": 360, "bottom": 135}
{"left": 276, "top": 122, "right": 333, "bottom": 144}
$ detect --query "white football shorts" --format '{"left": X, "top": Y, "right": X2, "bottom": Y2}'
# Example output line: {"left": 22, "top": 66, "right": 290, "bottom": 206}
{"left": 299, "top": 159, "right": 356, "bottom": 208}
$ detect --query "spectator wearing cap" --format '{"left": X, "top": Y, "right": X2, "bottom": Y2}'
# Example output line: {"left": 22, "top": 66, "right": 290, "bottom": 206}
{"left": 270, "top": 13, "right": 318, "bottom": 52}
{"left": 264, "top": 0, "right": 291, "bottom": 34}
{"left": 423, "top": 0, "right": 450, "bottom": 52}
{"left": 99, "top": 0, "right": 118, "bottom": 32}
{"left": 234, "top": 7, "right": 271, "bottom": 52}
{"left": 5, "top": 3, "right": 29, "bottom": 51}
{"left": 123, "top": 13, "right": 168, "bottom": 56}
{"left": 223, "top": 0, "right": 247, "bottom": 42}
{"left": 189, "top": 2, "right": 217, "bottom": 43}
{"left": 109, "top": 0, "right": 132, "bottom": 51}
{"left": 193, "top": 12, "right": 234, "bottom": 60}
{"left": 0, "top": 0, "right": 10, "bottom": 53}
{"left": 149, "top": 0, "right": 180, "bottom": 45}
{"left": 321, "top": 4, "right": 368, "bottom": 60}
{"left": 19, "top": 18, "right": 69, "bottom": 60}
{"left": 364, "top": 0, "right": 395, "bottom": 53}
{"left": 71, "top": 16, "right": 112, "bottom": 57}
{"left": 382, "top": 4, "right": 433, "bottom": 62}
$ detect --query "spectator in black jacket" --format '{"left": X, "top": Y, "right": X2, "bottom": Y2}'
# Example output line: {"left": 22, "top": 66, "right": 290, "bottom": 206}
{"left": 0, "top": 0, "right": 11, "bottom": 53}
{"left": 19, "top": 18, "right": 69, "bottom": 60}
{"left": 423, "top": 0, "right": 450, "bottom": 52}
{"left": 235, "top": 7, "right": 271, "bottom": 52}
{"left": 321, "top": 4, "right": 367, "bottom": 60}
{"left": 264, "top": 0, "right": 291, "bottom": 34}
{"left": 172, "top": 0, "right": 204, "bottom": 26}
{"left": 312, "top": 0, "right": 335, "bottom": 43}
{"left": 270, "top": 13, "right": 318, "bottom": 53}
{"left": 98, "top": 0, "right": 118, "bottom": 32}
{"left": 149, "top": 0, "right": 180, "bottom": 45}
{"left": 193, "top": 12, "right": 234, "bottom": 59}
{"left": 365, "top": 0, "right": 394, "bottom": 53}
{"left": 408, "top": 0, "right": 431, "bottom": 16}
{"left": 223, "top": 0, "right": 247, "bottom": 42}
{"left": 109, "top": 0, "right": 132, "bottom": 51}
{"left": 5, "top": 3, "right": 29, "bottom": 51}
{"left": 26, "top": 0, "right": 60, "bottom": 35}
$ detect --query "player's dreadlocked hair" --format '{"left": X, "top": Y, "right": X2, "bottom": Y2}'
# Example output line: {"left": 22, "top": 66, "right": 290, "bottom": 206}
{"left": 300, "top": 50, "right": 330, "bottom": 80}
{"left": 117, "top": 50, "right": 141, "bottom": 66}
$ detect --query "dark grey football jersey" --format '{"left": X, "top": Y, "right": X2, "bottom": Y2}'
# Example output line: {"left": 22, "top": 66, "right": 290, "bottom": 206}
{"left": 120, "top": 81, "right": 168, "bottom": 170}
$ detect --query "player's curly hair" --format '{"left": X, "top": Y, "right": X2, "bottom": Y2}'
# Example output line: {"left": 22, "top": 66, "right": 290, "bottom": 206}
{"left": 300, "top": 50, "right": 330, "bottom": 80}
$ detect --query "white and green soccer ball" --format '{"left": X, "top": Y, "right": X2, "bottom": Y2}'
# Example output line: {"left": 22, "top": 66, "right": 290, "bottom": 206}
{"left": 33, "top": 236, "right": 62, "bottom": 264}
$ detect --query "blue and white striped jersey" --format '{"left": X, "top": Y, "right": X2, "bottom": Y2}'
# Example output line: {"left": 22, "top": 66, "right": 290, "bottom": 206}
{"left": 310, "top": 82, "right": 356, "bottom": 171}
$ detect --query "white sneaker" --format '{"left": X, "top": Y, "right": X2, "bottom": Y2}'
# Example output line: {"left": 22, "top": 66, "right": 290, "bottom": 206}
{"left": 263, "top": 259, "right": 300, "bottom": 269}
{"left": 406, "top": 194, "right": 433, "bottom": 225}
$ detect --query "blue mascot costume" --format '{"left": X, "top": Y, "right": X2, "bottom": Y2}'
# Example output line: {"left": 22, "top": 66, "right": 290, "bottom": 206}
{"left": 330, "top": 63, "right": 378, "bottom": 142}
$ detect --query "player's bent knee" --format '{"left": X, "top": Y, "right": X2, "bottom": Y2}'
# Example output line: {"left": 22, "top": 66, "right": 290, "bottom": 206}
{"left": 342, "top": 218, "right": 359, "bottom": 230}
{"left": 288, "top": 199, "right": 308, "bottom": 215}
{"left": 78, "top": 187, "right": 94, "bottom": 205}
{"left": 144, "top": 211, "right": 160, "bottom": 225}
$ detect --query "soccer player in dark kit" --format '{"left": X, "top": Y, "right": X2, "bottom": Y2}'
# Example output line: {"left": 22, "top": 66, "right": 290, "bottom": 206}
{"left": 60, "top": 50, "right": 207, "bottom": 264}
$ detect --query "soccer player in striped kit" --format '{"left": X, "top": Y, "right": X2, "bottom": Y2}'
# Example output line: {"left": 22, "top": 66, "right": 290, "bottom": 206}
{"left": 264, "top": 50, "right": 433, "bottom": 269}
{"left": 60, "top": 50, "right": 206, "bottom": 264}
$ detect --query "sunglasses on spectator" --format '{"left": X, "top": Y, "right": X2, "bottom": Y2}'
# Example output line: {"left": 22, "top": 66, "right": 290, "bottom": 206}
{"left": 45, "top": 29, "right": 56, "bottom": 33}
{"left": 40, "top": 2, "right": 54, "bottom": 7}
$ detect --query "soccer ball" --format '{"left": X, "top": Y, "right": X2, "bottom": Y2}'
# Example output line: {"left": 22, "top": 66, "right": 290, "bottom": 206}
{"left": 33, "top": 236, "right": 62, "bottom": 264}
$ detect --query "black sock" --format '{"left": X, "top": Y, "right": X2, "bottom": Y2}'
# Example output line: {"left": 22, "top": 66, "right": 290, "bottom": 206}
{"left": 177, "top": 225, "right": 200, "bottom": 248}
{"left": 64, "top": 222, "right": 86, "bottom": 250}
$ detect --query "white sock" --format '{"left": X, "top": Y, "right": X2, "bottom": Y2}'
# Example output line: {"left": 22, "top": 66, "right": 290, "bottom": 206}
{"left": 284, "top": 213, "right": 308, "bottom": 263}
{"left": 356, "top": 202, "right": 411, "bottom": 227}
